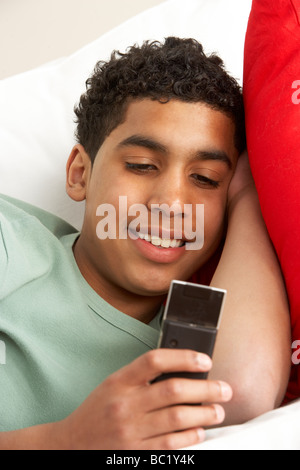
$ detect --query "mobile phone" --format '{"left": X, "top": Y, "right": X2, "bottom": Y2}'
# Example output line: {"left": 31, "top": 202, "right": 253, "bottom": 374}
{"left": 154, "top": 280, "right": 226, "bottom": 382}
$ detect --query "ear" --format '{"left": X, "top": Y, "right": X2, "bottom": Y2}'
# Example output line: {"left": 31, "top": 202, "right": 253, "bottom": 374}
{"left": 66, "top": 144, "right": 92, "bottom": 202}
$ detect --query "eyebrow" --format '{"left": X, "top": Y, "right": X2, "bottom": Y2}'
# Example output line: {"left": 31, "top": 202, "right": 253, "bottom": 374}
{"left": 117, "top": 135, "right": 168, "bottom": 154}
{"left": 117, "top": 134, "right": 232, "bottom": 169}
{"left": 192, "top": 150, "right": 233, "bottom": 170}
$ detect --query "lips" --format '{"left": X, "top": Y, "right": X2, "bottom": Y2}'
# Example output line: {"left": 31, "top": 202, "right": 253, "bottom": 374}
{"left": 127, "top": 227, "right": 187, "bottom": 264}
{"left": 136, "top": 232, "right": 184, "bottom": 249}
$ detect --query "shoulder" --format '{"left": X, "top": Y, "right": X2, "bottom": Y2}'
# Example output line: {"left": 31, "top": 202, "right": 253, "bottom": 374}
{"left": 0, "top": 194, "right": 77, "bottom": 238}
{"left": 0, "top": 194, "right": 79, "bottom": 298}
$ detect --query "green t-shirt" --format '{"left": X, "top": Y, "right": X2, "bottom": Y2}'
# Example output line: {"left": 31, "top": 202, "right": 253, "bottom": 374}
{"left": 0, "top": 195, "right": 161, "bottom": 431}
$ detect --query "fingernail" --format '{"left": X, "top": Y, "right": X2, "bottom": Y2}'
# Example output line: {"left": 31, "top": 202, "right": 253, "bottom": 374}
{"left": 218, "top": 381, "right": 232, "bottom": 400}
{"left": 195, "top": 353, "right": 212, "bottom": 369}
{"left": 197, "top": 428, "right": 206, "bottom": 442}
{"left": 214, "top": 404, "right": 225, "bottom": 423}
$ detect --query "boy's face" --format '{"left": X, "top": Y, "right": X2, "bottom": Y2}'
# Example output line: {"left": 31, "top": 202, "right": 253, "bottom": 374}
{"left": 70, "top": 99, "right": 238, "bottom": 299}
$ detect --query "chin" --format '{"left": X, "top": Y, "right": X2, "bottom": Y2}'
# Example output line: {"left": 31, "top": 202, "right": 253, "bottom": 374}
{"left": 127, "top": 276, "right": 172, "bottom": 297}
{"left": 134, "top": 283, "right": 170, "bottom": 298}
{"left": 124, "top": 256, "right": 210, "bottom": 297}
{"left": 129, "top": 271, "right": 192, "bottom": 298}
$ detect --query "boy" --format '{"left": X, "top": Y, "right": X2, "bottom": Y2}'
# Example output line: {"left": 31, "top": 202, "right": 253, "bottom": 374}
{"left": 0, "top": 37, "right": 290, "bottom": 449}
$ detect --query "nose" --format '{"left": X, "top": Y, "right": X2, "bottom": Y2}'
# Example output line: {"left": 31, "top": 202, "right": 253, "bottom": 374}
{"left": 146, "top": 168, "right": 188, "bottom": 214}
{"left": 145, "top": 169, "right": 192, "bottom": 238}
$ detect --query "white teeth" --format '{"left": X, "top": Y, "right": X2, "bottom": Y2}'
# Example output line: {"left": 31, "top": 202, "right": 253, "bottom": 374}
{"left": 161, "top": 239, "right": 171, "bottom": 248}
{"left": 138, "top": 233, "right": 183, "bottom": 248}
{"left": 151, "top": 236, "right": 161, "bottom": 246}
{"left": 170, "top": 239, "right": 180, "bottom": 248}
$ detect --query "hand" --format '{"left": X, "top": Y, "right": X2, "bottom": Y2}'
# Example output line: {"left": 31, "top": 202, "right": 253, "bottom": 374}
{"left": 60, "top": 349, "right": 232, "bottom": 450}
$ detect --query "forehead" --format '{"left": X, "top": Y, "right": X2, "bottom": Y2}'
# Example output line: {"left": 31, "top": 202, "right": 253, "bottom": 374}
{"left": 127, "top": 99, "right": 233, "bottom": 148}
{"left": 98, "top": 99, "right": 238, "bottom": 165}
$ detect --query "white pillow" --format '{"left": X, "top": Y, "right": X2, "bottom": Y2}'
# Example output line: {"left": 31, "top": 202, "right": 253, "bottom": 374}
{"left": 0, "top": 0, "right": 252, "bottom": 229}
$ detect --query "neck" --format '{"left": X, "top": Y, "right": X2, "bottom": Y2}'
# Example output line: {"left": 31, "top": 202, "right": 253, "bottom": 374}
{"left": 73, "top": 238, "right": 165, "bottom": 324}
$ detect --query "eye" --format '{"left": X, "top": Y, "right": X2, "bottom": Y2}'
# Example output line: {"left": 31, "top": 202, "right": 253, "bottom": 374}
{"left": 191, "top": 174, "right": 220, "bottom": 189}
{"left": 125, "top": 162, "right": 157, "bottom": 174}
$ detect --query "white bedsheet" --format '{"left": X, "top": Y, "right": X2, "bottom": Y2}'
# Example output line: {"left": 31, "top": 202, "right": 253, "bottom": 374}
{"left": 183, "top": 399, "right": 300, "bottom": 450}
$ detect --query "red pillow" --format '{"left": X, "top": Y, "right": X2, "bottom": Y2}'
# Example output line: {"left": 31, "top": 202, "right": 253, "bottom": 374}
{"left": 244, "top": 0, "right": 300, "bottom": 402}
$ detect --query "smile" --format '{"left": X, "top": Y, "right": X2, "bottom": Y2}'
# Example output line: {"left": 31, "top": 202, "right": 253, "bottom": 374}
{"left": 128, "top": 227, "right": 187, "bottom": 264}
{"left": 136, "top": 232, "right": 184, "bottom": 249}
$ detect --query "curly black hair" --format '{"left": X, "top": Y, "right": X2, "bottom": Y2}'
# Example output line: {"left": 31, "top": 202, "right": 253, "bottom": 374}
{"left": 74, "top": 37, "right": 245, "bottom": 162}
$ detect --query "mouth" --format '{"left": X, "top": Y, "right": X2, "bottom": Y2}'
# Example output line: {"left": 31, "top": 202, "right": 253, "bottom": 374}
{"left": 136, "top": 232, "right": 185, "bottom": 249}
{"left": 127, "top": 227, "right": 189, "bottom": 264}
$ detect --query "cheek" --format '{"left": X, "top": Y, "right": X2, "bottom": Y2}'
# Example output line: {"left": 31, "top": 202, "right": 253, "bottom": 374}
{"left": 87, "top": 167, "right": 124, "bottom": 211}
{"left": 203, "top": 199, "right": 227, "bottom": 244}
{"left": 86, "top": 174, "right": 146, "bottom": 238}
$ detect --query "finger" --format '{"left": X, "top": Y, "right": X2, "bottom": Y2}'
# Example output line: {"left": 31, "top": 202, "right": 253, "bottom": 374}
{"left": 142, "top": 404, "right": 225, "bottom": 440}
{"left": 140, "top": 378, "right": 232, "bottom": 412}
{"left": 113, "top": 349, "right": 212, "bottom": 386}
{"left": 141, "top": 427, "right": 206, "bottom": 451}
